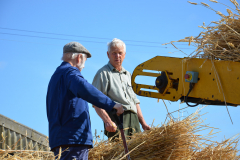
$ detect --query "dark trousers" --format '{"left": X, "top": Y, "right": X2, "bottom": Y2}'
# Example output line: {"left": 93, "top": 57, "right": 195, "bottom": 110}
{"left": 53, "top": 146, "right": 89, "bottom": 160}
{"left": 105, "top": 110, "right": 141, "bottom": 140}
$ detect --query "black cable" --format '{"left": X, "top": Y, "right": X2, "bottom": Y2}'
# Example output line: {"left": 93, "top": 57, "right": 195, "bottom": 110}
{"left": 0, "top": 32, "right": 195, "bottom": 49}
{"left": 0, "top": 27, "right": 189, "bottom": 45}
{"left": 185, "top": 83, "right": 199, "bottom": 107}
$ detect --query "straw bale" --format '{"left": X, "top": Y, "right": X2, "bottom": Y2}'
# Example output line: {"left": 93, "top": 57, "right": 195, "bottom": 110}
{"left": 165, "top": 0, "right": 240, "bottom": 62}
{"left": 89, "top": 111, "right": 240, "bottom": 160}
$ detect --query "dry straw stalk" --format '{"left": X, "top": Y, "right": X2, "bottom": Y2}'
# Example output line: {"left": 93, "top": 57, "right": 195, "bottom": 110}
{"left": 89, "top": 110, "right": 240, "bottom": 160}
{"left": 165, "top": 0, "right": 240, "bottom": 62}
{"left": 0, "top": 135, "right": 54, "bottom": 160}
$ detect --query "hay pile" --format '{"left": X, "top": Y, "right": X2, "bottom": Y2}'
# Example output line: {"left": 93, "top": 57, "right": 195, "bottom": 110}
{"left": 0, "top": 137, "right": 54, "bottom": 160}
{"left": 89, "top": 111, "right": 240, "bottom": 160}
{"left": 166, "top": 0, "right": 240, "bottom": 61}
{"left": 1, "top": 111, "right": 239, "bottom": 159}
{"left": 0, "top": 150, "right": 54, "bottom": 160}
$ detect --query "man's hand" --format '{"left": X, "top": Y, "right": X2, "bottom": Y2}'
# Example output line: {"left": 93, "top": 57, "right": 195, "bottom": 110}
{"left": 113, "top": 103, "right": 124, "bottom": 116}
{"left": 141, "top": 123, "right": 151, "bottom": 131}
{"left": 136, "top": 103, "right": 151, "bottom": 131}
{"left": 105, "top": 121, "right": 117, "bottom": 132}
{"left": 94, "top": 106, "right": 118, "bottom": 132}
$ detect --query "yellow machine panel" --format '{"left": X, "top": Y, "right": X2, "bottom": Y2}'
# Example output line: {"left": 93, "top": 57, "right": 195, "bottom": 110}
{"left": 131, "top": 56, "right": 240, "bottom": 106}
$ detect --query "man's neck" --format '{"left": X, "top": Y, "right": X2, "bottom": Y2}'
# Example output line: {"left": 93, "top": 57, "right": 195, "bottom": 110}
{"left": 64, "top": 60, "right": 82, "bottom": 71}
{"left": 110, "top": 62, "right": 122, "bottom": 71}
{"left": 115, "top": 66, "right": 122, "bottom": 72}
{"left": 65, "top": 61, "right": 74, "bottom": 67}
{"left": 64, "top": 60, "right": 80, "bottom": 70}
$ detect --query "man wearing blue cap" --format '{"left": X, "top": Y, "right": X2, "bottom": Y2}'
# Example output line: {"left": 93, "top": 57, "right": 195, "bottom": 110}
{"left": 46, "top": 41, "right": 124, "bottom": 160}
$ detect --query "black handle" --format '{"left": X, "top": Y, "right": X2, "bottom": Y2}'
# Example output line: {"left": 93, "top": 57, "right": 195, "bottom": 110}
{"left": 112, "top": 109, "right": 123, "bottom": 129}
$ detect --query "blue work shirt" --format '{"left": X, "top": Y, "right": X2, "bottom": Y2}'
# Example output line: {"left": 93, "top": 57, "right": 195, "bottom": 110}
{"left": 46, "top": 62, "right": 116, "bottom": 149}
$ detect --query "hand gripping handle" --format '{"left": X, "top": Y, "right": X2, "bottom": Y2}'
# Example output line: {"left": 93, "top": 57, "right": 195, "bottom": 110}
{"left": 112, "top": 109, "right": 123, "bottom": 130}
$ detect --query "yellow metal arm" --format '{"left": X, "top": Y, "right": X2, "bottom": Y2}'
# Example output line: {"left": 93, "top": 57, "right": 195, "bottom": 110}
{"left": 131, "top": 56, "right": 240, "bottom": 106}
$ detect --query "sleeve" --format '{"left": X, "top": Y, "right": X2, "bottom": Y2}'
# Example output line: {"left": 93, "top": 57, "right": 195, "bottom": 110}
{"left": 66, "top": 70, "right": 115, "bottom": 112}
{"left": 92, "top": 71, "right": 109, "bottom": 95}
{"left": 133, "top": 93, "right": 140, "bottom": 104}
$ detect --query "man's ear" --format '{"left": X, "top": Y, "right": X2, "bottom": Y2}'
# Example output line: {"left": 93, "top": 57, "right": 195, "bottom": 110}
{"left": 107, "top": 52, "right": 110, "bottom": 58}
{"left": 76, "top": 54, "right": 81, "bottom": 63}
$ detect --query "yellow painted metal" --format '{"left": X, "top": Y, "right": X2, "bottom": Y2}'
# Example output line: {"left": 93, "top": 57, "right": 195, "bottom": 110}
{"left": 131, "top": 56, "right": 240, "bottom": 106}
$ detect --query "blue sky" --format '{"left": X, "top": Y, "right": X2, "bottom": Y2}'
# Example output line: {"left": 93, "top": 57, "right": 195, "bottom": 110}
{"left": 1, "top": 0, "right": 240, "bottom": 151}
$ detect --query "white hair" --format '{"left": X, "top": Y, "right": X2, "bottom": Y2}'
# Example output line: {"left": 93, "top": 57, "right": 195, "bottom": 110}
{"left": 107, "top": 38, "right": 126, "bottom": 52}
{"left": 61, "top": 53, "right": 86, "bottom": 61}
{"left": 77, "top": 56, "right": 86, "bottom": 71}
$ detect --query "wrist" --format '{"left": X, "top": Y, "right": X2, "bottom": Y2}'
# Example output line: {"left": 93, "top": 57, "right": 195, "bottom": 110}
{"left": 139, "top": 119, "right": 147, "bottom": 126}
{"left": 104, "top": 119, "right": 112, "bottom": 124}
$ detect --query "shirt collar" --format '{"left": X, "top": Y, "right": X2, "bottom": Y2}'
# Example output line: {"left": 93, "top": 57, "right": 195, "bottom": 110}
{"left": 107, "top": 61, "right": 127, "bottom": 74}
{"left": 61, "top": 61, "right": 83, "bottom": 76}
{"left": 61, "top": 61, "right": 72, "bottom": 67}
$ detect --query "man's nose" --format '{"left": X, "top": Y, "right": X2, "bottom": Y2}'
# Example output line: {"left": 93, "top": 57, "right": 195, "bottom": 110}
{"left": 115, "top": 53, "right": 121, "bottom": 57}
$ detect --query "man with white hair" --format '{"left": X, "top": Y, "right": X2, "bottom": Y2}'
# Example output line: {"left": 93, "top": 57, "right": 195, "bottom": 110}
{"left": 46, "top": 41, "right": 124, "bottom": 160}
{"left": 92, "top": 38, "right": 150, "bottom": 140}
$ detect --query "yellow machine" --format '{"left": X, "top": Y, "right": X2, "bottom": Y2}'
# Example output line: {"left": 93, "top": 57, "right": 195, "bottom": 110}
{"left": 131, "top": 56, "right": 240, "bottom": 107}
